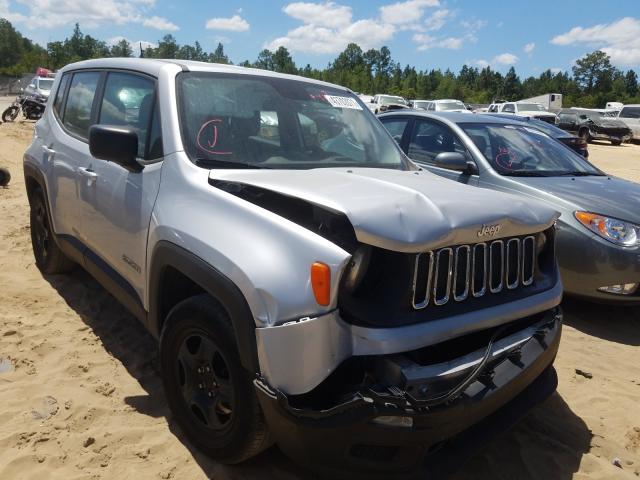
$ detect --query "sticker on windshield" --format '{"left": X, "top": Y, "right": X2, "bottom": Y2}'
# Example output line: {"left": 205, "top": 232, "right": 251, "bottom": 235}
{"left": 324, "top": 95, "right": 363, "bottom": 110}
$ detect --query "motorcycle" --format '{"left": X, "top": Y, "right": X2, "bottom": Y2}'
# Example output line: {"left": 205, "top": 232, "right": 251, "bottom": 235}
{"left": 2, "top": 90, "right": 47, "bottom": 122}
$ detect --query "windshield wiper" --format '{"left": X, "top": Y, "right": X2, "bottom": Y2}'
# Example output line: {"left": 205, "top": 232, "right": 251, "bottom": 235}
{"left": 195, "top": 158, "right": 267, "bottom": 169}
{"left": 502, "top": 171, "right": 553, "bottom": 177}
{"left": 557, "top": 171, "right": 602, "bottom": 177}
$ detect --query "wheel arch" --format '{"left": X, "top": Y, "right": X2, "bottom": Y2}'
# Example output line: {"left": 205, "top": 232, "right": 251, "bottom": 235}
{"left": 148, "top": 240, "right": 260, "bottom": 374}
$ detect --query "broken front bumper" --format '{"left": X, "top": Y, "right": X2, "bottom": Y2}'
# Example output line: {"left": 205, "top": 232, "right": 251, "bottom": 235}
{"left": 254, "top": 307, "right": 562, "bottom": 477}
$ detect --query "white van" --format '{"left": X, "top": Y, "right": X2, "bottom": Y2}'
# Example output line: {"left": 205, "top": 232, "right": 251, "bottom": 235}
{"left": 617, "top": 104, "right": 640, "bottom": 139}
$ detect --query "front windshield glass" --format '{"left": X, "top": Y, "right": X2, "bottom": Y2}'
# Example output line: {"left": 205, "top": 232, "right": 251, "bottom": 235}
{"left": 38, "top": 79, "right": 54, "bottom": 91}
{"left": 379, "top": 95, "right": 406, "bottom": 105}
{"left": 177, "top": 72, "right": 406, "bottom": 170}
{"left": 438, "top": 101, "right": 466, "bottom": 111}
{"left": 461, "top": 123, "right": 603, "bottom": 177}
{"left": 516, "top": 103, "right": 544, "bottom": 111}
{"left": 412, "top": 101, "right": 429, "bottom": 109}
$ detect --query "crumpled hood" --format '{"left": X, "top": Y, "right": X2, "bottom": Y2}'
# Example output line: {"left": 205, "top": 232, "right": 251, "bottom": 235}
{"left": 591, "top": 118, "right": 630, "bottom": 129}
{"left": 210, "top": 168, "right": 559, "bottom": 252}
{"left": 517, "top": 176, "right": 640, "bottom": 224}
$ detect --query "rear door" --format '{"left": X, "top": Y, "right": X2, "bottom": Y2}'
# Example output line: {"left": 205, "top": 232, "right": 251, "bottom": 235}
{"left": 558, "top": 113, "right": 578, "bottom": 133}
{"left": 46, "top": 70, "right": 101, "bottom": 240}
{"left": 78, "top": 70, "right": 163, "bottom": 300}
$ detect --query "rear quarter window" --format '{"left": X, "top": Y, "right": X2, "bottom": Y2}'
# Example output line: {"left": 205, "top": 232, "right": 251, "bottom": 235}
{"left": 53, "top": 74, "right": 70, "bottom": 118}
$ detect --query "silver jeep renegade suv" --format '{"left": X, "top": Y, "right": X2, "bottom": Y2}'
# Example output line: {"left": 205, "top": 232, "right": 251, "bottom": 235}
{"left": 24, "top": 58, "right": 562, "bottom": 476}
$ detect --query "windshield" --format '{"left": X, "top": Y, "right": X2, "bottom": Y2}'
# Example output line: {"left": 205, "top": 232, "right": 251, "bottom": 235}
{"left": 37, "top": 79, "right": 54, "bottom": 91}
{"left": 437, "top": 101, "right": 466, "bottom": 111}
{"left": 412, "top": 101, "right": 429, "bottom": 109}
{"left": 516, "top": 103, "right": 544, "bottom": 111}
{"left": 379, "top": 95, "right": 406, "bottom": 105}
{"left": 177, "top": 72, "right": 406, "bottom": 170}
{"left": 461, "top": 123, "right": 602, "bottom": 177}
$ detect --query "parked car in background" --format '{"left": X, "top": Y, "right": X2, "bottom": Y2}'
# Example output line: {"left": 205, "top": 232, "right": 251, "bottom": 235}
{"left": 370, "top": 94, "right": 408, "bottom": 114}
{"left": 379, "top": 110, "right": 640, "bottom": 304}
{"left": 483, "top": 113, "right": 589, "bottom": 157}
{"left": 24, "top": 76, "right": 55, "bottom": 98}
{"left": 24, "top": 58, "right": 564, "bottom": 476}
{"left": 415, "top": 99, "right": 470, "bottom": 113}
{"left": 409, "top": 99, "right": 431, "bottom": 110}
{"left": 357, "top": 94, "right": 375, "bottom": 112}
{"left": 488, "top": 102, "right": 557, "bottom": 124}
{"left": 558, "top": 108, "right": 632, "bottom": 145}
{"left": 616, "top": 104, "right": 640, "bottom": 141}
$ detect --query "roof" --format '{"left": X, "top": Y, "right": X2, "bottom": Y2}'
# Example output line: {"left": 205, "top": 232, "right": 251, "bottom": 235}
{"left": 57, "top": 57, "right": 348, "bottom": 91}
{"left": 378, "top": 110, "right": 526, "bottom": 125}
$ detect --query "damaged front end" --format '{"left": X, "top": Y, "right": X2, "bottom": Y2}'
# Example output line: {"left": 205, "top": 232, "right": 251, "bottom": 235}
{"left": 255, "top": 308, "right": 562, "bottom": 476}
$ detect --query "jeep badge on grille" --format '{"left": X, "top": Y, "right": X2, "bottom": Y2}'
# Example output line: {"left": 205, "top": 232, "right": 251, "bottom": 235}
{"left": 477, "top": 224, "right": 502, "bottom": 237}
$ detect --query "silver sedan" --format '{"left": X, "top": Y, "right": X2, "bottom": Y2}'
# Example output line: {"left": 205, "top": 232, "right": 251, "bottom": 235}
{"left": 379, "top": 110, "right": 640, "bottom": 304}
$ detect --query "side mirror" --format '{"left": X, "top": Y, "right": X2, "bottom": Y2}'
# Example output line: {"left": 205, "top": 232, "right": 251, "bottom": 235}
{"left": 89, "top": 125, "right": 142, "bottom": 172}
{"left": 434, "top": 152, "right": 476, "bottom": 174}
{"left": 28, "top": 84, "right": 35, "bottom": 89}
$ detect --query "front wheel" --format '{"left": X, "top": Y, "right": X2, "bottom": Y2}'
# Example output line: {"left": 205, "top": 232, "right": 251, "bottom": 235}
{"left": 578, "top": 128, "right": 591, "bottom": 143}
{"left": 611, "top": 139, "right": 622, "bottom": 146}
{"left": 2, "top": 106, "right": 19, "bottom": 122}
{"left": 160, "top": 294, "right": 271, "bottom": 463}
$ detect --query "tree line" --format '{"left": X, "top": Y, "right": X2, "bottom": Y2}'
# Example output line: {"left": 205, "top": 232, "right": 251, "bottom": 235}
{"left": 1, "top": 19, "right": 639, "bottom": 108}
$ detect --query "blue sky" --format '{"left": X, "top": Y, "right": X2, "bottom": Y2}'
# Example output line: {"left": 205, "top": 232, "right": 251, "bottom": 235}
{"left": 2, "top": 0, "right": 639, "bottom": 76}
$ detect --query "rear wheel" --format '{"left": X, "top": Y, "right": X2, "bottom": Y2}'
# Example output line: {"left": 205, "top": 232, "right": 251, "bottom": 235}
{"left": 29, "top": 187, "right": 75, "bottom": 274}
{"left": 611, "top": 139, "right": 622, "bottom": 146}
{"left": 2, "top": 106, "right": 19, "bottom": 122}
{"left": 160, "top": 294, "right": 270, "bottom": 463}
{"left": 0, "top": 167, "right": 10, "bottom": 187}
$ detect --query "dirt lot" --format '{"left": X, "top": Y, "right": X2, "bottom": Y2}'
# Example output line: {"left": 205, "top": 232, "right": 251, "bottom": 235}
{"left": 1, "top": 120, "right": 639, "bottom": 480}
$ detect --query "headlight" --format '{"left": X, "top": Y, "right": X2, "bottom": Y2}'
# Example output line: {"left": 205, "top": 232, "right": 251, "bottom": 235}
{"left": 575, "top": 211, "right": 640, "bottom": 247}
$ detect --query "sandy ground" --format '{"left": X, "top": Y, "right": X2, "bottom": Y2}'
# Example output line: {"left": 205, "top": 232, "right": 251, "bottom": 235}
{"left": 1, "top": 120, "right": 639, "bottom": 480}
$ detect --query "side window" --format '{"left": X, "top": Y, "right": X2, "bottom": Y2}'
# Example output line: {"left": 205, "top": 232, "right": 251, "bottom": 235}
{"left": 380, "top": 118, "right": 409, "bottom": 143}
{"left": 408, "top": 119, "right": 469, "bottom": 165}
{"left": 428, "top": 102, "right": 435, "bottom": 111}
{"left": 488, "top": 104, "right": 498, "bottom": 113}
{"left": 98, "top": 72, "right": 155, "bottom": 158}
{"left": 503, "top": 104, "right": 515, "bottom": 113}
{"left": 619, "top": 107, "right": 640, "bottom": 119}
{"left": 63, "top": 71, "right": 101, "bottom": 139}
{"left": 53, "top": 74, "right": 70, "bottom": 118}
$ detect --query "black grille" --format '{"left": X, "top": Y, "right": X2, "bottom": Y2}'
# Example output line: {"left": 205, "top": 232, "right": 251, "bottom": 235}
{"left": 412, "top": 236, "right": 536, "bottom": 309}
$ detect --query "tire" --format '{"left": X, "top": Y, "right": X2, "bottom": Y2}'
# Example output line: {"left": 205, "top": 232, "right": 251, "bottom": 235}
{"left": 0, "top": 167, "right": 10, "bottom": 187}
{"left": 160, "top": 294, "right": 271, "bottom": 464}
{"left": 29, "top": 187, "right": 75, "bottom": 274}
{"left": 611, "top": 139, "right": 622, "bottom": 146}
{"left": 2, "top": 106, "right": 19, "bottom": 122}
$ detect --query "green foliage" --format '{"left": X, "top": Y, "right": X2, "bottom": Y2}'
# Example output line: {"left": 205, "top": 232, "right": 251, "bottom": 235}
{"left": 1, "top": 18, "right": 639, "bottom": 109}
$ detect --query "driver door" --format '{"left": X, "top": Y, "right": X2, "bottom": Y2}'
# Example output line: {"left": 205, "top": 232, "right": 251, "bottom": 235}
{"left": 406, "top": 119, "right": 478, "bottom": 186}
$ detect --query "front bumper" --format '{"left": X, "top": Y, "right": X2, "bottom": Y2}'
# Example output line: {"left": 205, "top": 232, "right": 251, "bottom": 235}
{"left": 255, "top": 308, "right": 562, "bottom": 477}
{"left": 557, "top": 225, "right": 640, "bottom": 304}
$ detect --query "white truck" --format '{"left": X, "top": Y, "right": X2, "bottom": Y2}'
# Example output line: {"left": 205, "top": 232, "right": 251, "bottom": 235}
{"left": 518, "top": 93, "right": 562, "bottom": 112}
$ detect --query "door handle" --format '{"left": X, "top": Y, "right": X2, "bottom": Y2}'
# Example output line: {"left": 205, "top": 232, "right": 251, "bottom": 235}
{"left": 78, "top": 167, "right": 98, "bottom": 185}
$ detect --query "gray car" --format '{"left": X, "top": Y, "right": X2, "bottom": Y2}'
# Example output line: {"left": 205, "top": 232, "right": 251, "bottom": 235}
{"left": 380, "top": 111, "right": 640, "bottom": 304}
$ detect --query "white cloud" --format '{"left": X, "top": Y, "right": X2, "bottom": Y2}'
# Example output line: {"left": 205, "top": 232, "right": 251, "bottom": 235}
{"left": 205, "top": 14, "right": 250, "bottom": 32}
{"left": 283, "top": 2, "right": 353, "bottom": 28}
{"left": 379, "top": 0, "right": 439, "bottom": 25}
{"left": 523, "top": 42, "right": 535, "bottom": 54}
{"left": 460, "top": 19, "right": 487, "bottom": 30}
{"left": 414, "top": 33, "right": 463, "bottom": 50}
{"left": 143, "top": 16, "right": 179, "bottom": 31}
{"left": 475, "top": 59, "right": 489, "bottom": 68}
{"left": 424, "top": 9, "right": 450, "bottom": 31}
{"left": 266, "top": 2, "right": 397, "bottom": 54}
{"left": 551, "top": 17, "right": 640, "bottom": 66}
{"left": 0, "top": 0, "right": 178, "bottom": 30}
{"left": 492, "top": 53, "right": 519, "bottom": 65}
{"left": 550, "top": 67, "right": 563, "bottom": 74}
